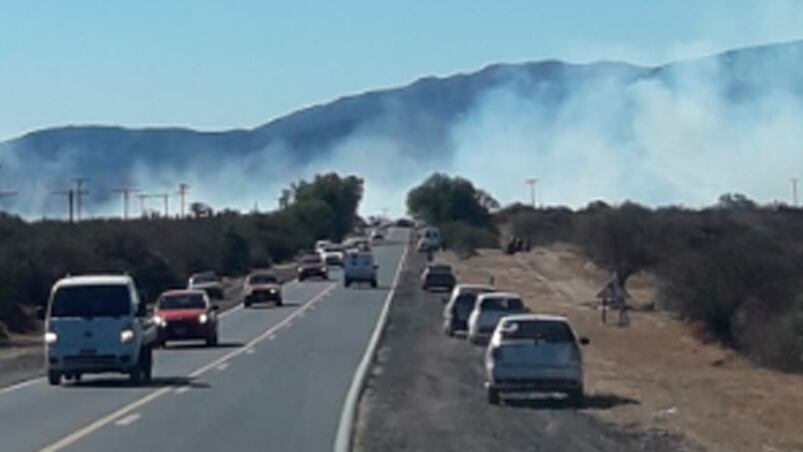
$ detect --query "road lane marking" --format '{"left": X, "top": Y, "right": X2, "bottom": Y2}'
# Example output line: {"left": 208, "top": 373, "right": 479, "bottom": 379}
{"left": 114, "top": 414, "right": 140, "bottom": 426}
{"left": 268, "top": 334, "right": 277, "bottom": 341}
{"left": 38, "top": 282, "right": 337, "bottom": 452}
{"left": 216, "top": 363, "right": 229, "bottom": 371}
{"left": 174, "top": 386, "right": 190, "bottom": 395}
{"left": 245, "top": 348, "right": 255, "bottom": 354}
{"left": 0, "top": 377, "right": 45, "bottom": 395}
{"left": 335, "top": 233, "right": 409, "bottom": 452}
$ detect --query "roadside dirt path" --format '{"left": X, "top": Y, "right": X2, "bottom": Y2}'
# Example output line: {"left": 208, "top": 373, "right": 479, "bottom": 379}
{"left": 444, "top": 244, "right": 803, "bottom": 452}
{"left": 353, "top": 251, "right": 691, "bottom": 452}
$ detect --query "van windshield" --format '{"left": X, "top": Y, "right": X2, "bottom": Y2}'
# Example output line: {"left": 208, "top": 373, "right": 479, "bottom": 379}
{"left": 50, "top": 285, "right": 131, "bottom": 318}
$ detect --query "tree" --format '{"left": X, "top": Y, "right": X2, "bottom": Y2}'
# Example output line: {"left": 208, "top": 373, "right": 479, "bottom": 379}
{"left": 291, "top": 173, "right": 364, "bottom": 240}
{"left": 406, "top": 173, "right": 496, "bottom": 228}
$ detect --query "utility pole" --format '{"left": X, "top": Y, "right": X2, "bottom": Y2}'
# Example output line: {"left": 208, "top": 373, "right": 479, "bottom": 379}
{"left": 73, "top": 177, "right": 89, "bottom": 221}
{"left": 792, "top": 177, "right": 799, "bottom": 207}
{"left": 136, "top": 194, "right": 148, "bottom": 218}
{"left": 525, "top": 178, "right": 538, "bottom": 208}
{"left": 177, "top": 183, "right": 189, "bottom": 218}
{"left": 158, "top": 194, "right": 169, "bottom": 217}
{"left": 52, "top": 189, "right": 75, "bottom": 223}
{"left": 112, "top": 187, "right": 139, "bottom": 220}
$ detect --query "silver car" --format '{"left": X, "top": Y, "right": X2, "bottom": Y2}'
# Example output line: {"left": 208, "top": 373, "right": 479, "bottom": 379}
{"left": 442, "top": 284, "right": 495, "bottom": 336}
{"left": 484, "top": 314, "right": 589, "bottom": 405}
{"left": 467, "top": 292, "right": 527, "bottom": 344}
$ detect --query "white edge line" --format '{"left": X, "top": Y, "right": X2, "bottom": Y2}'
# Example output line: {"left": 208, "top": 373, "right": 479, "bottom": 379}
{"left": 114, "top": 413, "right": 140, "bottom": 426}
{"left": 0, "top": 376, "right": 45, "bottom": 395}
{"left": 333, "top": 237, "right": 409, "bottom": 452}
{"left": 38, "top": 282, "right": 337, "bottom": 452}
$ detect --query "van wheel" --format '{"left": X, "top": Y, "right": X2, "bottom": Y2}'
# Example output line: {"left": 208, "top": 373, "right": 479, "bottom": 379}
{"left": 487, "top": 386, "right": 501, "bottom": 405}
{"left": 568, "top": 388, "right": 584, "bottom": 407}
{"left": 344, "top": 279, "right": 351, "bottom": 288}
{"left": 275, "top": 297, "right": 283, "bottom": 307}
{"left": 47, "top": 371, "right": 61, "bottom": 386}
{"left": 244, "top": 300, "right": 252, "bottom": 308}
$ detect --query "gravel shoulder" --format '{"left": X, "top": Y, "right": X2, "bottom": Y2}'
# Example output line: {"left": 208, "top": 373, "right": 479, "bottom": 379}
{"left": 353, "top": 251, "right": 691, "bottom": 452}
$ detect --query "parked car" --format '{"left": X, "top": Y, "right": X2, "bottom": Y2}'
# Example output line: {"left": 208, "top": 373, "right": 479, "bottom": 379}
{"left": 467, "top": 292, "right": 527, "bottom": 344}
{"left": 319, "top": 244, "right": 344, "bottom": 267}
{"left": 154, "top": 289, "right": 219, "bottom": 347}
{"left": 297, "top": 254, "right": 328, "bottom": 281}
{"left": 442, "top": 284, "right": 496, "bottom": 336}
{"left": 343, "top": 249, "right": 378, "bottom": 288}
{"left": 243, "top": 271, "right": 283, "bottom": 307}
{"left": 370, "top": 228, "right": 385, "bottom": 242}
{"left": 484, "top": 314, "right": 589, "bottom": 405}
{"left": 421, "top": 263, "right": 457, "bottom": 292}
{"left": 44, "top": 275, "right": 158, "bottom": 385}
{"left": 188, "top": 271, "right": 224, "bottom": 300}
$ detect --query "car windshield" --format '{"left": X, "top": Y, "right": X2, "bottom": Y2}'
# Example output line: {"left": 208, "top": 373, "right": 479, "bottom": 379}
{"left": 301, "top": 255, "right": 321, "bottom": 264}
{"left": 501, "top": 320, "right": 575, "bottom": 342}
{"left": 481, "top": 298, "right": 524, "bottom": 312}
{"left": 428, "top": 264, "right": 452, "bottom": 274}
{"left": 159, "top": 293, "right": 206, "bottom": 310}
{"left": 249, "top": 274, "right": 277, "bottom": 284}
{"left": 50, "top": 285, "right": 131, "bottom": 318}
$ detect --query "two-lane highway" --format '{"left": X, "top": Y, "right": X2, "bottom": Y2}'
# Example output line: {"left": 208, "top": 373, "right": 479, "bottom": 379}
{"left": 0, "top": 228, "right": 408, "bottom": 452}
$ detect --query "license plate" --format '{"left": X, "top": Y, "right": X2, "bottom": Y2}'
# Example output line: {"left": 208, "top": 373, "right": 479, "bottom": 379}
{"left": 174, "top": 327, "right": 187, "bottom": 335}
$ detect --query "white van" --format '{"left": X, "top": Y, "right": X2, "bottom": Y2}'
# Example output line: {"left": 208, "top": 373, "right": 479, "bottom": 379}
{"left": 44, "top": 275, "right": 158, "bottom": 385}
{"left": 343, "top": 250, "right": 378, "bottom": 288}
{"left": 418, "top": 226, "right": 441, "bottom": 251}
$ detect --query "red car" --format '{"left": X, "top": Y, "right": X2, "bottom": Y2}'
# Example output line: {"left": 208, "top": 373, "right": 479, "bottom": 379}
{"left": 154, "top": 289, "right": 219, "bottom": 347}
{"left": 243, "top": 271, "right": 283, "bottom": 307}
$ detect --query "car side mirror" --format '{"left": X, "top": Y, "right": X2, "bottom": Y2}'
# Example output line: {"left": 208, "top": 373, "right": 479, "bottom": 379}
{"left": 579, "top": 337, "right": 590, "bottom": 346}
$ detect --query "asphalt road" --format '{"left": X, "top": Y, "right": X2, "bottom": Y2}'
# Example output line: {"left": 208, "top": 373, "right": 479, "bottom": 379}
{"left": 0, "top": 229, "right": 408, "bottom": 452}
{"left": 354, "top": 250, "right": 695, "bottom": 452}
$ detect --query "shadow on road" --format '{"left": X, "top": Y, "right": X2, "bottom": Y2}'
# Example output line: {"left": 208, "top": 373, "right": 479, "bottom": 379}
{"left": 69, "top": 375, "right": 211, "bottom": 390}
{"left": 503, "top": 392, "right": 639, "bottom": 411}
{"left": 162, "top": 341, "right": 245, "bottom": 350}
{"left": 244, "top": 302, "right": 299, "bottom": 310}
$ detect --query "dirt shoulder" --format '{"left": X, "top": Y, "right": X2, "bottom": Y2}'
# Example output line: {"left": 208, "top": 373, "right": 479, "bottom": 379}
{"left": 443, "top": 244, "right": 803, "bottom": 452}
{"left": 353, "top": 251, "right": 691, "bottom": 452}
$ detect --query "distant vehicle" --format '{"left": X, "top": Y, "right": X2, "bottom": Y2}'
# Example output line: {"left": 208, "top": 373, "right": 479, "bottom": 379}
{"left": 370, "top": 229, "right": 385, "bottom": 242}
{"left": 417, "top": 226, "right": 441, "bottom": 252}
{"left": 343, "top": 250, "right": 378, "bottom": 288}
{"left": 44, "top": 275, "right": 158, "bottom": 386}
{"left": 297, "top": 254, "right": 328, "bottom": 281}
{"left": 242, "top": 271, "right": 283, "bottom": 307}
{"left": 395, "top": 218, "right": 415, "bottom": 228}
{"left": 421, "top": 263, "right": 457, "bottom": 292}
{"left": 344, "top": 237, "right": 371, "bottom": 252}
{"left": 484, "top": 314, "right": 589, "bottom": 405}
{"left": 442, "top": 284, "right": 496, "bottom": 336}
{"left": 319, "top": 244, "right": 344, "bottom": 267}
{"left": 315, "top": 239, "right": 332, "bottom": 253}
{"left": 154, "top": 289, "right": 219, "bottom": 347}
{"left": 467, "top": 292, "right": 527, "bottom": 344}
{"left": 188, "top": 271, "right": 224, "bottom": 300}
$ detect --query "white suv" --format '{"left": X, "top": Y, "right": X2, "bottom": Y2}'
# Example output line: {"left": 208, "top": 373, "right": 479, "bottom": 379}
{"left": 44, "top": 275, "right": 158, "bottom": 386}
{"left": 485, "top": 314, "right": 589, "bottom": 405}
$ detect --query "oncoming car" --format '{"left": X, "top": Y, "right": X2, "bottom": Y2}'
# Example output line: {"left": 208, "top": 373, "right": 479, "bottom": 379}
{"left": 243, "top": 271, "right": 283, "bottom": 307}
{"left": 154, "top": 289, "right": 219, "bottom": 347}
{"left": 484, "top": 314, "right": 589, "bottom": 405}
{"left": 297, "top": 254, "right": 328, "bottom": 281}
{"left": 44, "top": 275, "right": 157, "bottom": 386}
{"left": 188, "top": 271, "right": 224, "bottom": 300}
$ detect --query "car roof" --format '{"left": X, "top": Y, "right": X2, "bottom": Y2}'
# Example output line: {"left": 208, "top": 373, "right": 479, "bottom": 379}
{"left": 501, "top": 313, "right": 569, "bottom": 323}
{"left": 455, "top": 284, "right": 494, "bottom": 292}
{"left": 161, "top": 289, "right": 206, "bottom": 297}
{"left": 55, "top": 275, "right": 132, "bottom": 287}
{"left": 477, "top": 292, "right": 521, "bottom": 300}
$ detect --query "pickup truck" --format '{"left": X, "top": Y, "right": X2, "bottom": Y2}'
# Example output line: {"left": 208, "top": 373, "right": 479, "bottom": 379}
{"left": 44, "top": 275, "right": 158, "bottom": 386}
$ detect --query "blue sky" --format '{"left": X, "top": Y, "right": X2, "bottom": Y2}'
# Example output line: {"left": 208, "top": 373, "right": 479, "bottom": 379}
{"left": 1, "top": 0, "right": 802, "bottom": 141}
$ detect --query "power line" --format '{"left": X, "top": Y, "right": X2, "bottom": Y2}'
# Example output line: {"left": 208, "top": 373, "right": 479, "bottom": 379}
{"left": 112, "top": 187, "right": 140, "bottom": 220}
{"left": 72, "top": 177, "right": 89, "bottom": 221}
{"left": 525, "top": 178, "right": 538, "bottom": 208}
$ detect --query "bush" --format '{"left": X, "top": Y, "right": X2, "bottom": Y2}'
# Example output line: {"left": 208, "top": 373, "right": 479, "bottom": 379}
{"left": 440, "top": 222, "right": 499, "bottom": 257}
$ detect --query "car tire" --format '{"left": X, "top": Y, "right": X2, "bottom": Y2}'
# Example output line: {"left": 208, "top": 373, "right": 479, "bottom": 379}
{"left": 207, "top": 332, "right": 218, "bottom": 347}
{"left": 487, "top": 386, "right": 501, "bottom": 405}
{"left": 344, "top": 279, "right": 351, "bottom": 288}
{"left": 244, "top": 300, "right": 252, "bottom": 308}
{"left": 276, "top": 298, "right": 283, "bottom": 307}
{"left": 47, "top": 371, "right": 61, "bottom": 386}
{"left": 371, "top": 279, "right": 378, "bottom": 288}
{"left": 141, "top": 347, "right": 153, "bottom": 384}
{"left": 568, "top": 388, "right": 584, "bottom": 407}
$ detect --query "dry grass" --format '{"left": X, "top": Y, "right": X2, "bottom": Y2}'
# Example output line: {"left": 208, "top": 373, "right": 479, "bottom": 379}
{"left": 443, "top": 243, "right": 803, "bottom": 452}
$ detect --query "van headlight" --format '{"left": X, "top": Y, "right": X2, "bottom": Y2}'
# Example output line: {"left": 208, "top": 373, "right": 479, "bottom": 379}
{"left": 198, "top": 313, "right": 208, "bottom": 324}
{"left": 45, "top": 331, "right": 58, "bottom": 344}
{"left": 120, "top": 329, "right": 135, "bottom": 343}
